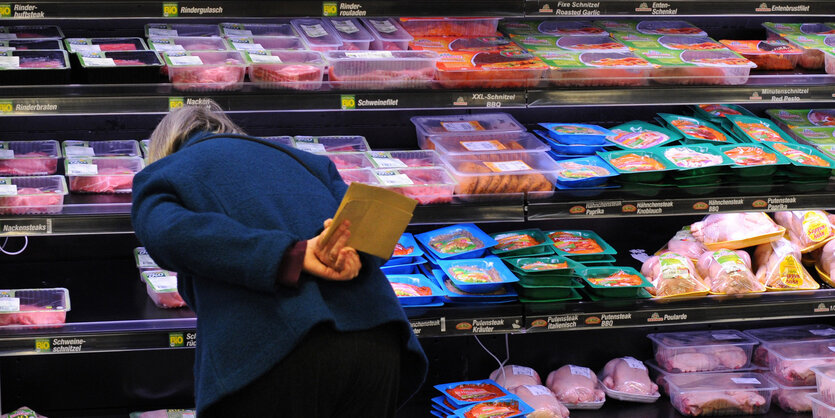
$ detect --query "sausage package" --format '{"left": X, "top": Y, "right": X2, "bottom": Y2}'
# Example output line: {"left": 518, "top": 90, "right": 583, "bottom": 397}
{"left": 753, "top": 237, "right": 820, "bottom": 291}
{"left": 773, "top": 211, "right": 835, "bottom": 253}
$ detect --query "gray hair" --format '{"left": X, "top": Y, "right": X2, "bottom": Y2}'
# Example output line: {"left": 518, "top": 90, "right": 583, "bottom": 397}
{"left": 147, "top": 100, "right": 244, "bottom": 164}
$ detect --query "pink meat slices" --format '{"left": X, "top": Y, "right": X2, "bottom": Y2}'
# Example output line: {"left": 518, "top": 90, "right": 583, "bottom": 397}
{"left": 0, "top": 187, "right": 63, "bottom": 215}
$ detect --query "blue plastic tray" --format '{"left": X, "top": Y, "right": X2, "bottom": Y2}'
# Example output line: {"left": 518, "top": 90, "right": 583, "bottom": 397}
{"left": 451, "top": 395, "right": 534, "bottom": 417}
{"left": 430, "top": 269, "right": 518, "bottom": 301}
{"left": 389, "top": 232, "right": 424, "bottom": 260}
{"left": 381, "top": 258, "right": 425, "bottom": 274}
{"left": 386, "top": 273, "right": 444, "bottom": 305}
{"left": 535, "top": 130, "right": 608, "bottom": 154}
{"left": 434, "top": 379, "right": 510, "bottom": 408}
{"left": 437, "top": 255, "right": 519, "bottom": 293}
{"left": 554, "top": 155, "right": 618, "bottom": 187}
{"left": 415, "top": 223, "right": 497, "bottom": 260}
{"left": 431, "top": 396, "right": 456, "bottom": 415}
{"left": 538, "top": 123, "right": 614, "bottom": 145}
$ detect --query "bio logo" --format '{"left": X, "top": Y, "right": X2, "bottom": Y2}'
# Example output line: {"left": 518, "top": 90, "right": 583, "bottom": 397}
{"left": 169, "top": 332, "right": 184, "bottom": 347}
{"left": 0, "top": 4, "right": 10, "bottom": 18}
{"left": 163, "top": 3, "right": 178, "bottom": 17}
{"left": 35, "top": 339, "right": 51, "bottom": 352}
{"left": 0, "top": 101, "right": 12, "bottom": 113}
{"left": 322, "top": 2, "right": 337, "bottom": 17}
{"left": 168, "top": 97, "right": 184, "bottom": 111}
{"left": 341, "top": 95, "right": 356, "bottom": 110}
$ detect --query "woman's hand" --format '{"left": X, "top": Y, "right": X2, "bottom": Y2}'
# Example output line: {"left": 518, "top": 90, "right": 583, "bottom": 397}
{"left": 303, "top": 219, "right": 362, "bottom": 281}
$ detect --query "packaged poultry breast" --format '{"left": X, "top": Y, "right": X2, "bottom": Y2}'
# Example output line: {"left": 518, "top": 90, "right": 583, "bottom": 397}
{"left": 641, "top": 252, "right": 709, "bottom": 297}
{"left": 690, "top": 212, "right": 784, "bottom": 250}
{"left": 597, "top": 150, "right": 674, "bottom": 182}
{"left": 219, "top": 22, "right": 296, "bottom": 37}
{"left": 726, "top": 115, "right": 795, "bottom": 144}
{"left": 774, "top": 211, "right": 835, "bottom": 252}
{"left": 399, "top": 17, "right": 501, "bottom": 37}
{"left": 770, "top": 376, "right": 815, "bottom": 413}
{"left": 437, "top": 255, "right": 519, "bottom": 293}
{"left": 141, "top": 270, "right": 186, "bottom": 309}
{"left": 63, "top": 140, "right": 141, "bottom": 158}
{"left": 416, "top": 223, "right": 497, "bottom": 260}
{"left": 615, "top": 34, "right": 726, "bottom": 51}
{"left": 636, "top": 48, "right": 755, "bottom": 85}
{"left": 694, "top": 104, "right": 756, "bottom": 122}
{"left": 782, "top": 34, "right": 832, "bottom": 69}
{"left": 754, "top": 238, "right": 820, "bottom": 291}
{"left": 163, "top": 51, "right": 246, "bottom": 91}
{"left": 744, "top": 324, "right": 835, "bottom": 367}
{"left": 659, "top": 114, "right": 732, "bottom": 144}
{"left": 598, "top": 357, "right": 660, "bottom": 402}
{"left": 696, "top": 249, "right": 765, "bottom": 295}
{"left": 412, "top": 113, "right": 527, "bottom": 150}
{"left": 386, "top": 274, "right": 443, "bottom": 305}
{"left": 65, "top": 157, "right": 144, "bottom": 194}
{"left": 546, "top": 365, "right": 606, "bottom": 409}
{"left": 324, "top": 50, "right": 438, "bottom": 89}
{"left": 489, "top": 229, "right": 551, "bottom": 257}
{"left": 719, "top": 39, "right": 802, "bottom": 70}
{"left": 766, "top": 142, "right": 835, "bottom": 176}
{"left": 442, "top": 152, "right": 557, "bottom": 196}
{"left": 789, "top": 126, "right": 835, "bottom": 144}
{"left": 435, "top": 50, "right": 548, "bottom": 89}
{"left": 0, "top": 140, "right": 59, "bottom": 175}
{"left": 763, "top": 22, "right": 835, "bottom": 38}
{"left": 434, "top": 379, "right": 511, "bottom": 407}
{"left": 374, "top": 167, "right": 456, "bottom": 204}
{"left": 508, "top": 385, "right": 569, "bottom": 418}
{"left": 666, "top": 372, "right": 775, "bottom": 416}
{"left": 511, "top": 34, "right": 629, "bottom": 53}
{"left": 661, "top": 144, "right": 733, "bottom": 175}
{"left": 449, "top": 395, "right": 535, "bottom": 417}
{"left": 665, "top": 228, "right": 708, "bottom": 259}
{"left": 648, "top": 330, "right": 758, "bottom": 373}
{"left": 553, "top": 156, "right": 617, "bottom": 188}
{"left": 489, "top": 365, "right": 542, "bottom": 389}
{"left": 0, "top": 288, "right": 70, "bottom": 327}
{"left": 763, "top": 340, "right": 835, "bottom": 386}
{"left": 718, "top": 144, "right": 788, "bottom": 178}
{"left": 64, "top": 37, "right": 148, "bottom": 52}
{"left": 244, "top": 50, "right": 325, "bottom": 91}
{"left": 533, "top": 50, "right": 654, "bottom": 87}
{"left": 145, "top": 23, "right": 221, "bottom": 37}
{"left": 0, "top": 175, "right": 67, "bottom": 215}
{"left": 645, "top": 360, "right": 758, "bottom": 395}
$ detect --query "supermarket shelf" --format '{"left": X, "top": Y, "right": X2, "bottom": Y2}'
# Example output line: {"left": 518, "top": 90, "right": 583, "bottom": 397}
{"left": 526, "top": 0, "right": 835, "bottom": 16}
{"left": 0, "top": 1, "right": 522, "bottom": 19}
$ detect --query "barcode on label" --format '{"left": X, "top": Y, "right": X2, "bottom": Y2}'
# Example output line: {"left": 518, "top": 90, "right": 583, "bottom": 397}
{"left": 0, "top": 297, "right": 20, "bottom": 312}
{"left": 152, "top": 43, "right": 186, "bottom": 52}
{"left": 70, "top": 44, "right": 101, "bottom": 52}
{"left": 332, "top": 20, "right": 360, "bottom": 34}
{"left": 137, "top": 253, "right": 156, "bottom": 267}
{"left": 0, "top": 33, "right": 18, "bottom": 39}
{"left": 224, "top": 29, "right": 253, "bottom": 37}
{"left": 65, "top": 146, "right": 95, "bottom": 157}
{"left": 67, "top": 163, "right": 99, "bottom": 176}
{"left": 83, "top": 57, "right": 116, "bottom": 67}
{"left": 294, "top": 142, "right": 327, "bottom": 153}
{"left": 512, "top": 365, "right": 535, "bottom": 377}
{"left": 0, "top": 56, "right": 20, "bottom": 69}
{"left": 301, "top": 24, "right": 328, "bottom": 38}
{"left": 168, "top": 55, "right": 203, "bottom": 66}
{"left": 344, "top": 51, "right": 394, "bottom": 59}
{"left": 731, "top": 378, "right": 761, "bottom": 385}
{"left": 147, "top": 276, "right": 178, "bottom": 292}
{"left": 377, "top": 172, "right": 413, "bottom": 186}
{"left": 0, "top": 184, "right": 17, "bottom": 196}
{"left": 0, "top": 149, "right": 14, "bottom": 158}
{"left": 370, "top": 19, "right": 398, "bottom": 34}
{"left": 440, "top": 121, "right": 484, "bottom": 132}
{"left": 248, "top": 54, "right": 282, "bottom": 63}
{"left": 569, "top": 365, "right": 592, "bottom": 378}
{"left": 236, "top": 43, "right": 267, "bottom": 51}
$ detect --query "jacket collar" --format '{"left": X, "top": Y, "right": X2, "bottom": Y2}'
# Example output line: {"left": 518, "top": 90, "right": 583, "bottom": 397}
{"left": 181, "top": 131, "right": 218, "bottom": 150}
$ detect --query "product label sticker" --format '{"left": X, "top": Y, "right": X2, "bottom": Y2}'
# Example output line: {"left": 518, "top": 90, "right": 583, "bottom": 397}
{"left": 623, "top": 357, "right": 647, "bottom": 370}
{"left": 301, "top": 24, "right": 328, "bottom": 38}
{"left": 148, "top": 28, "right": 179, "bottom": 37}
{"left": 460, "top": 140, "right": 507, "bottom": 151}
{"left": 712, "top": 250, "right": 746, "bottom": 274}
{"left": 147, "top": 275, "right": 178, "bottom": 292}
{"left": 332, "top": 19, "right": 360, "bottom": 34}
{"left": 512, "top": 365, "right": 536, "bottom": 377}
{"left": 372, "top": 157, "right": 407, "bottom": 168}
{"left": 168, "top": 55, "right": 203, "bottom": 66}
{"left": 0, "top": 149, "right": 14, "bottom": 158}
{"left": 0, "top": 34, "right": 17, "bottom": 40}
{"left": 0, "top": 184, "right": 17, "bottom": 196}
{"left": 248, "top": 54, "right": 282, "bottom": 63}
{"left": 484, "top": 160, "right": 533, "bottom": 172}
{"left": 802, "top": 211, "right": 832, "bottom": 242}
{"left": 67, "top": 160, "right": 99, "bottom": 176}
{"left": 344, "top": 51, "right": 394, "bottom": 59}
{"left": 731, "top": 377, "right": 761, "bottom": 385}
{"left": 524, "top": 385, "right": 552, "bottom": 397}
{"left": 70, "top": 44, "right": 101, "bottom": 53}
{"left": 152, "top": 43, "right": 186, "bottom": 52}
{"left": 370, "top": 19, "right": 398, "bottom": 34}
{"left": 440, "top": 121, "right": 485, "bottom": 132}
{"left": 810, "top": 328, "right": 835, "bottom": 336}
{"left": 136, "top": 250, "right": 156, "bottom": 267}
{"left": 0, "top": 56, "right": 20, "bottom": 69}
{"left": 569, "top": 365, "right": 592, "bottom": 378}
{"left": 711, "top": 332, "right": 741, "bottom": 341}
{"left": 64, "top": 146, "right": 96, "bottom": 157}
{"left": 376, "top": 171, "right": 413, "bottom": 186}
{"left": 0, "top": 47, "right": 15, "bottom": 51}
{"left": 235, "top": 43, "right": 267, "bottom": 51}
{"left": 82, "top": 57, "right": 117, "bottom": 67}
{"left": 294, "top": 142, "right": 327, "bottom": 153}
{"left": 224, "top": 29, "right": 253, "bottom": 37}
{"left": 778, "top": 256, "right": 803, "bottom": 287}
{"left": 0, "top": 297, "right": 20, "bottom": 312}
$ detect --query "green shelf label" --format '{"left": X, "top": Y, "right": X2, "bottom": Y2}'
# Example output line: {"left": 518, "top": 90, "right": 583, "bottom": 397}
{"left": 0, "top": 100, "right": 12, "bottom": 113}
{"left": 35, "top": 339, "right": 51, "bottom": 353}
{"left": 168, "top": 97, "right": 184, "bottom": 111}
{"left": 163, "top": 2, "right": 178, "bottom": 17}
{"left": 169, "top": 332, "right": 185, "bottom": 347}
{"left": 322, "top": 1, "right": 337, "bottom": 16}
{"left": 341, "top": 95, "right": 356, "bottom": 110}
{"left": 0, "top": 4, "right": 10, "bottom": 18}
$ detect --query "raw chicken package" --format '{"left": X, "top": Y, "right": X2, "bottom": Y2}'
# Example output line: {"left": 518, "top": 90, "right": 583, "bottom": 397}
{"left": 819, "top": 239, "right": 835, "bottom": 287}
{"left": 141, "top": 271, "right": 186, "bottom": 309}
{"left": 696, "top": 249, "right": 765, "bottom": 295}
{"left": 0, "top": 175, "right": 67, "bottom": 215}
{"left": 648, "top": 330, "right": 758, "bottom": 373}
{"left": 753, "top": 238, "right": 820, "bottom": 291}
{"left": 598, "top": 357, "right": 660, "bottom": 402}
{"left": 449, "top": 395, "right": 535, "bottom": 418}
{"left": 763, "top": 340, "right": 835, "bottom": 385}
{"left": 811, "top": 365, "right": 835, "bottom": 407}
{"left": 546, "top": 364, "right": 606, "bottom": 409}
{"left": 769, "top": 374, "right": 815, "bottom": 413}
{"left": 0, "top": 288, "right": 70, "bottom": 327}
{"left": 489, "top": 365, "right": 542, "bottom": 389}
{"left": 0, "top": 140, "right": 60, "bottom": 176}
{"left": 665, "top": 228, "right": 707, "bottom": 259}
{"left": 640, "top": 252, "right": 710, "bottom": 298}
{"left": 665, "top": 372, "right": 775, "bottom": 416}
{"left": 744, "top": 324, "right": 835, "bottom": 367}
{"left": 65, "top": 156, "right": 144, "bottom": 194}
{"left": 690, "top": 212, "right": 784, "bottom": 250}
{"left": 645, "top": 359, "right": 758, "bottom": 395}
{"left": 774, "top": 211, "right": 835, "bottom": 253}
{"left": 508, "top": 385, "right": 569, "bottom": 418}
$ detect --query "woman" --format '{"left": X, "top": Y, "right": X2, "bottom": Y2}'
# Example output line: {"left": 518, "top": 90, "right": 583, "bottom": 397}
{"left": 132, "top": 102, "right": 427, "bottom": 417}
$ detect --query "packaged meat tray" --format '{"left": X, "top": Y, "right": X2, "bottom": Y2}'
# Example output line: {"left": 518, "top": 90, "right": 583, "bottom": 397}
{"left": 539, "top": 123, "right": 614, "bottom": 145}
{"left": 718, "top": 144, "right": 788, "bottom": 177}
{"left": 225, "top": 36, "right": 305, "bottom": 52}
{"left": 434, "top": 379, "right": 511, "bottom": 407}
{"left": 410, "top": 36, "right": 522, "bottom": 53}
{"left": 398, "top": 17, "right": 501, "bottom": 37}
{"left": 324, "top": 50, "right": 438, "bottom": 90}
{"left": 581, "top": 267, "right": 651, "bottom": 298}
{"left": 767, "top": 108, "right": 835, "bottom": 130}
{"left": 553, "top": 156, "right": 617, "bottom": 187}
{"left": 218, "top": 22, "right": 296, "bottom": 38}
{"left": 141, "top": 270, "right": 186, "bottom": 309}
{"left": 386, "top": 274, "right": 443, "bottom": 305}
{"left": 0, "top": 25, "right": 63, "bottom": 39}
{"left": 374, "top": 166, "right": 456, "bottom": 204}
{"left": 149, "top": 36, "right": 229, "bottom": 53}
{"left": 694, "top": 104, "right": 757, "bottom": 123}
{"left": 324, "top": 152, "right": 373, "bottom": 170}
{"left": 605, "top": 121, "right": 682, "bottom": 150}
{"left": 366, "top": 150, "right": 442, "bottom": 168}
{"left": 0, "top": 288, "right": 70, "bottom": 327}
{"left": 0, "top": 39, "right": 62, "bottom": 50}
{"left": 429, "top": 133, "right": 549, "bottom": 160}
{"left": 719, "top": 39, "right": 802, "bottom": 70}
{"left": 726, "top": 115, "right": 795, "bottom": 144}
{"left": 145, "top": 23, "right": 221, "bottom": 38}
{"left": 512, "top": 35, "right": 629, "bottom": 52}
{"left": 134, "top": 246, "right": 159, "bottom": 271}
{"left": 505, "top": 254, "right": 576, "bottom": 275}
{"left": 362, "top": 18, "right": 413, "bottom": 51}
{"left": 437, "top": 255, "right": 518, "bottom": 293}
{"left": 754, "top": 237, "right": 820, "bottom": 291}
{"left": 597, "top": 20, "right": 706, "bottom": 36}
{"left": 0, "top": 50, "right": 70, "bottom": 85}
{"left": 691, "top": 212, "right": 784, "bottom": 251}
{"left": 412, "top": 113, "right": 527, "bottom": 150}
{"left": 163, "top": 51, "right": 246, "bottom": 91}
{"left": 774, "top": 211, "right": 835, "bottom": 253}
{"left": 825, "top": 49, "right": 835, "bottom": 75}
{"left": 292, "top": 135, "right": 369, "bottom": 153}
{"left": 489, "top": 229, "right": 551, "bottom": 257}
{"left": 645, "top": 360, "right": 757, "bottom": 395}
{"left": 615, "top": 34, "right": 726, "bottom": 51}
{"left": 768, "top": 375, "right": 815, "bottom": 413}
{"left": 547, "top": 230, "right": 617, "bottom": 259}
{"left": 450, "top": 395, "right": 534, "bottom": 417}
{"left": 533, "top": 50, "right": 654, "bottom": 87}
{"left": 0, "top": 140, "right": 59, "bottom": 175}
{"left": 661, "top": 144, "right": 734, "bottom": 175}
{"left": 291, "top": 18, "right": 342, "bottom": 52}
{"left": 0, "top": 175, "right": 67, "bottom": 215}
{"left": 388, "top": 232, "right": 424, "bottom": 262}
{"left": 744, "top": 324, "right": 835, "bottom": 349}
{"left": 435, "top": 50, "right": 548, "bottom": 89}
{"left": 809, "top": 393, "right": 835, "bottom": 418}
{"left": 666, "top": 372, "right": 775, "bottom": 416}
{"left": 442, "top": 152, "right": 557, "bottom": 196}
{"left": 659, "top": 114, "right": 734, "bottom": 144}
{"left": 696, "top": 249, "right": 765, "bottom": 295}
{"left": 324, "top": 18, "right": 374, "bottom": 51}
{"left": 764, "top": 340, "right": 835, "bottom": 386}
{"left": 641, "top": 252, "right": 710, "bottom": 298}
{"left": 781, "top": 34, "right": 832, "bottom": 69}
{"left": 415, "top": 223, "right": 497, "bottom": 260}
{"left": 63, "top": 140, "right": 141, "bottom": 158}
{"left": 649, "top": 330, "right": 758, "bottom": 373}
{"left": 65, "top": 156, "right": 144, "bottom": 194}
{"left": 765, "top": 142, "right": 835, "bottom": 176}
{"left": 245, "top": 50, "right": 325, "bottom": 91}
{"left": 597, "top": 357, "right": 660, "bottom": 403}
{"left": 545, "top": 364, "right": 606, "bottom": 409}
{"left": 789, "top": 126, "right": 835, "bottom": 144}
{"left": 77, "top": 51, "right": 164, "bottom": 84}
{"left": 636, "top": 49, "right": 756, "bottom": 85}
{"left": 598, "top": 149, "right": 674, "bottom": 182}
{"left": 64, "top": 38, "right": 147, "bottom": 53}
{"left": 811, "top": 365, "right": 835, "bottom": 407}
{"left": 337, "top": 168, "right": 380, "bottom": 185}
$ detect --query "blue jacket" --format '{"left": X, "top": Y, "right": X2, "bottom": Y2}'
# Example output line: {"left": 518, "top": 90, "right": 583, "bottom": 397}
{"left": 131, "top": 132, "right": 427, "bottom": 413}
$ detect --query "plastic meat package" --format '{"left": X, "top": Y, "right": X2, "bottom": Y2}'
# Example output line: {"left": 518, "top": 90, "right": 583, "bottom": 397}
{"left": 373, "top": 167, "right": 456, "bottom": 204}
{"left": 812, "top": 364, "right": 835, "bottom": 408}
{"left": 745, "top": 324, "right": 835, "bottom": 367}
{"left": 665, "top": 372, "right": 775, "bottom": 416}
{"left": 434, "top": 50, "right": 548, "bottom": 89}
{"left": 442, "top": 153, "right": 557, "bottom": 196}
{"left": 599, "top": 357, "right": 660, "bottom": 402}
{"left": 695, "top": 249, "right": 765, "bottom": 295}
{"left": 508, "top": 385, "right": 570, "bottom": 418}
{"left": 0, "top": 175, "right": 67, "bottom": 215}
{"left": 719, "top": 39, "right": 802, "bottom": 70}
{"left": 245, "top": 50, "right": 325, "bottom": 91}
{"left": 770, "top": 377, "right": 815, "bottom": 413}
{"left": 489, "top": 365, "right": 542, "bottom": 389}
{"left": 163, "top": 51, "right": 246, "bottom": 91}
{"left": 820, "top": 239, "right": 835, "bottom": 286}
{"left": 753, "top": 237, "right": 820, "bottom": 291}
{"left": 65, "top": 157, "right": 144, "bottom": 194}
{"left": 773, "top": 211, "right": 835, "bottom": 253}
{"left": 398, "top": 17, "right": 500, "bottom": 37}
{"left": 141, "top": 271, "right": 186, "bottom": 309}
{"left": 325, "top": 50, "right": 438, "bottom": 90}
{"left": 0, "top": 140, "right": 60, "bottom": 175}
{"left": 666, "top": 228, "right": 708, "bottom": 259}
{"left": 636, "top": 49, "right": 756, "bottom": 86}
{"left": 640, "top": 252, "right": 709, "bottom": 298}
{"left": 546, "top": 364, "right": 606, "bottom": 408}
{"left": 764, "top": 340, "right": 835, "bottom": 385}
{"left": 0, "top": 288, "right": 70, "bottom": 327}
{"left": 690, "top": 212, "right": 784, "bottom": 250}
{"left": 648, "top": 330, "right": 757, "bottom": 373}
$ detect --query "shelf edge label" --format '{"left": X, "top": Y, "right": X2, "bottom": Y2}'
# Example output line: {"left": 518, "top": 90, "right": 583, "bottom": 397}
{"left": 0, "top": 218, "right": 52, "bottom": 235}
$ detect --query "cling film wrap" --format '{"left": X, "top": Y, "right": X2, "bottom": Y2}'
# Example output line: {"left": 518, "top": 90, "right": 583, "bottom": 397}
{"left": 598, "top": 357, "right": 660, "bottom": 402}
{"left": 690, "top": 212, "right": 784, "bottom": 250}
{"left": 753, "top": 238, "right": 820, "bottom": 291}
{"left": 666, "top": 227, "right": 707, "bottom": 259}
{"left": 774, "top": 211, "right": 835, "bottom": 253}
{"left": 696, "top": 249, "right": 765, "bottom": 295}
{"left": 816, "top": 239, "right": 835, "bottom": 287}
{"left": 508, "top": 385, "right": 571, "bottom": 418}
{"left": 640, "top": 252, "right": 709, "bottom": 297}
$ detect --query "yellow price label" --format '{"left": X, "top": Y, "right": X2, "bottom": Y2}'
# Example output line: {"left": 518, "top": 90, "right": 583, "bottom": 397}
{"left": 0, "top": 4, "right": 11, "bottom": 18}
{"left": 340, "top": 95, "right": 355, "bottom": 110}
{"left": 163, "top": 2, "right": 178, "bottom": 17}
{"left": 322, "top": 2, "right": 338, "bottom": 16}
{"left": 35, "top": 339, "right": 51, "bottom": 352}
{"left": 169, "top": 332, "right": 184, "bottom": 347}
{"left": 168, "top": 97, "right": 184, "bottom": 111}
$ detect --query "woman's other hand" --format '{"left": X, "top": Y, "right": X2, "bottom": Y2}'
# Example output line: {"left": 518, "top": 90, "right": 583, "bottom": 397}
{"left": 304, "top": 219, "right": 362, "bottom": 281}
